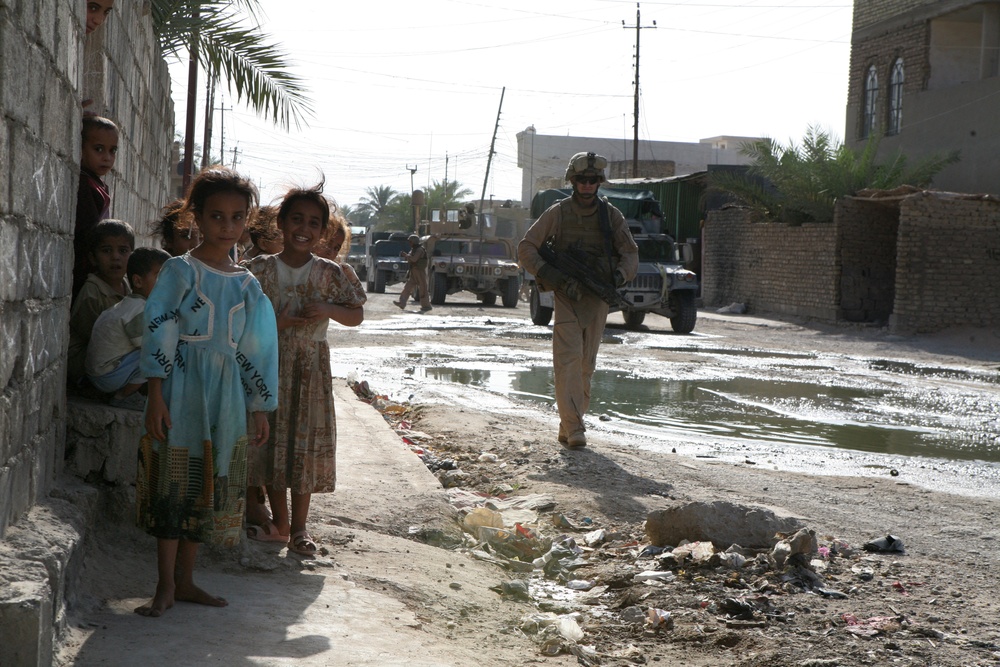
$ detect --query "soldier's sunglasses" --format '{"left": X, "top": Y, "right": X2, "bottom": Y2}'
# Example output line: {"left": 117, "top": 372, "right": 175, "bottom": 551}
{"left": 575, "top": 176, "right": 600, "bottom": 185}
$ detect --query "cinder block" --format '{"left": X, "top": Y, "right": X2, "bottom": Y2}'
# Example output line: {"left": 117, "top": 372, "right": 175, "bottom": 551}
{"left": 11, "top": 126, "right": 40, "bottom": 225}
{"left": 0, "top": 305, "right": 23, "bottom": 390}
{"left": 0, "top": 575, "right": 53, "bottom": 667}
{"left": 0, "top": 220, "right": 20, "bottom": 301}
{"left": 65, "top": 398, "right": 142, "bottom": 485}
{"left": 0, "top": 116, "right": 9, "bottom": 214}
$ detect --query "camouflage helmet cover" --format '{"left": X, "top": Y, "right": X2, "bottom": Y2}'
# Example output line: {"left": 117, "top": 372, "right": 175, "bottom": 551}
{"left": 565, "top": 151, "right": 608, "bottom": 183}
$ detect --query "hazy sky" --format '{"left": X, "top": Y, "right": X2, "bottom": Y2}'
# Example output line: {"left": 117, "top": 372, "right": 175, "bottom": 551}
{"left": 168, "top": 0, "right": 853, "bottom": 210}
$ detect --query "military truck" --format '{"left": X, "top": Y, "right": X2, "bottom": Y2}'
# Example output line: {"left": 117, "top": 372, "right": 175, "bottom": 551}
{"left": 525, "top": 188, "right": 699, "bottom": 333}
{"left": 345, "top": 225, "right": 367, "bottom": 282}
{"left": 422, "top": 218, "right": 521, "bottom": 307}
{"left": 365, "top": 231, "right": 410, "bottom": 294}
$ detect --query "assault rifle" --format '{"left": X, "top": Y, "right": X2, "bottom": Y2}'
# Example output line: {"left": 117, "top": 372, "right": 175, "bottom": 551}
{"left": 537, "top": 241, "right": 627, "bottom": 310}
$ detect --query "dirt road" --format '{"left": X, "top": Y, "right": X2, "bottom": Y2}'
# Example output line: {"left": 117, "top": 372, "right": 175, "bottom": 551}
{"left": 60, "top": 288, "right": 1000, "bottom": 666}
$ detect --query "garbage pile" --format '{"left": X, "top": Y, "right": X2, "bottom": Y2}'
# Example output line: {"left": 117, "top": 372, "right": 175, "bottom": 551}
{"left": 349, "top": 380, "right": 984, "bottom": 663}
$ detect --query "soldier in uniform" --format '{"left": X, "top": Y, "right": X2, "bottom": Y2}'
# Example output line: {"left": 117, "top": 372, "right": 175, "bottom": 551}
{"left": 396, "top": 234, "right": 432, "bottom": 312}
{"left": 518, "top": 152, "right": 639, "bottom": 449}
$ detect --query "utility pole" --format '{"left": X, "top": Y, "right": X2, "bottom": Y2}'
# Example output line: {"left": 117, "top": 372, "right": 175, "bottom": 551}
{"left": 201, "top": 77, "right": 215, "bottom": 169}
{"left": 623, "top": 3, "right": 656, "bottom": 179}
{"left": 182, "top": 5, "right": 199, "bottom": 191}
{"left": 407, "top": 164, "right": 419, "bottom": 233}
{"left": 217, "top": 99, "right": 230, "bottom": 166}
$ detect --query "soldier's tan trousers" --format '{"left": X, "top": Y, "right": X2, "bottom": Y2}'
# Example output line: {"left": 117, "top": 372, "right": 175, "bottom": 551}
{"left": 399, "top": 269, "right": 431, "bottom": 309}
{"left": 552, "top": 291, "right": 609, "bottom": 439}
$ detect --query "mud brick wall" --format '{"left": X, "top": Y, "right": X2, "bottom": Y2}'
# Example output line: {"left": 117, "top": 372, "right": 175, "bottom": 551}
{"left": 701, "top": 209, "right": 840, "bottom": 320}
{"left": 837, "top": 198, "right": 899, "bottom": 324}
{"left": 0, "top": 0, "right": 173, "bottom": 537}
{"left": 892, "top": 193, "right": 1000, "bottom": 332}
{"left": 852, "top": 0, "right": 937, "bottom": 32}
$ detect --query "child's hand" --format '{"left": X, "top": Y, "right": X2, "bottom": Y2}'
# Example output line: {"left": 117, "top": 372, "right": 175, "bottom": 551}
{"left": 250, "top": 412, "right": 269, "bottom": 447}
{"left": 276, "top": 302, "right": 310, "bottom": 331}
{"left": 301, "top": 301, "right": 332, "bottom": 323}
{"left": 145, "top": 388, "right": 171, "bottom": 441}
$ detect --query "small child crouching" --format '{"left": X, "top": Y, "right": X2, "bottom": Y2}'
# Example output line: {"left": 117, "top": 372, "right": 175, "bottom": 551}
{"left": 85, "top": 247, "right": 171, "bottom": 410}
{"left": 68, "top": 219, "right": 134, "bottom": 386}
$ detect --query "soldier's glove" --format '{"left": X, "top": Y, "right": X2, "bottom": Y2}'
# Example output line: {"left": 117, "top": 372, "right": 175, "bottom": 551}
{"left": 614, "top": 268, "right": 628, "bottom": 288}
{"left": 537, "top": 263, "right": 582, "bottom": 301}
{"left": 564, "top": 278, "right": 583, "bottom": 301}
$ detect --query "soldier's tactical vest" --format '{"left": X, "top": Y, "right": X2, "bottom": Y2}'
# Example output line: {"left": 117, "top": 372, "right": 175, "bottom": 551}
{"left": 554, "top": 198, "right": 615, "bottom": 280}
{"left": 413, "top": 246, "right": 429, "bottom": 270}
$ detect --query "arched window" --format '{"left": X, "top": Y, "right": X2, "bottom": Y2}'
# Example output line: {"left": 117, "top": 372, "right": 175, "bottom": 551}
{"left": 862, "top": 65, "right": 879, "bottom": 139}
{"left": 888, "top": 58, "right": 904, "bottom": 135}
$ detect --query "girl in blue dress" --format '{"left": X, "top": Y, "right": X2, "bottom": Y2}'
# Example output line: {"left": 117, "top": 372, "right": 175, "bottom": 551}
{"left": 135, "top": 167, "right": 278, "bottom": 617}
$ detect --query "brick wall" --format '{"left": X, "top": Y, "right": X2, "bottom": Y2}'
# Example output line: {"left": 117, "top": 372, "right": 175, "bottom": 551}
{"left": 0, "top": 0, "right": 173, "bottom": 536}
{"left": 702, "top": 194, "right": 1000, "bottom": 332}
{"left": 847, "top": 22, "right": 928, "bottom": 132}
{"left": 701, "top": 209, "right": 840, "bottom": 320}
{"left": 852, "top": 0, "right": 937, "bottom": 32}
{"left": 892, "top": 193, "right": 1000, "bottom": 332}
{"left": 837, "top": 198, "right": 899, "bottom": 323}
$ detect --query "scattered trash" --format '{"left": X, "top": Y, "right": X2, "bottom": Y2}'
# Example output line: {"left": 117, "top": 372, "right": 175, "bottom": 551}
{"left": 646, "top": 608, "right": 673, "bottom": 630}
{"left": 634, "top": 570, "right": 676, "bottom": 583}
{"left": 863, "top": 534, "right": 905, "bottom": 553}
{"left": 772, "top": 528, "right": 817, "bottom": 567}
{"left": 716, "top": 302, "right": 747, "bottom": 314}
{"left": 842, "top": 613, "right": 902, "bottom": 637}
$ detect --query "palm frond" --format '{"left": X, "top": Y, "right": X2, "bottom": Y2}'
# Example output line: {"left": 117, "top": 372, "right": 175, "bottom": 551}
{"left": 151, "top": 0, "right": 313, "bottom": 130}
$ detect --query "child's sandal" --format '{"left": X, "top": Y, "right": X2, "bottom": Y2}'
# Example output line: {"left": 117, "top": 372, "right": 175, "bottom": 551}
{"left": 288, "top": 530, "right": 317, "bottom": 557}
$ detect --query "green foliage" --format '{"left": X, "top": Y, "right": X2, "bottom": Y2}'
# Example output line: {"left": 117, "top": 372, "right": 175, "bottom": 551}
{"left": 379, "top": 193, "right": 416, "bottom": 232}
{"left": 423, "top": 179, "right": 473, "bottom": 211}
{"left": 151, "top": 0, "right": 313, "bottom": 129}
{"left": 356, "top": 185, "right": 399, "bottom": 223}
{"left": 709, "top": 125, "right": 960, "bottom": 223}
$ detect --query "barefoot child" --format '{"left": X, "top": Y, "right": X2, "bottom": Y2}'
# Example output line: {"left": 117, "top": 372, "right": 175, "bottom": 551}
{"left": 245, "top": 181, "right": 365, "bottom": 555}
{"left": 136, "top": 167, "right": 278, "bottom": 617}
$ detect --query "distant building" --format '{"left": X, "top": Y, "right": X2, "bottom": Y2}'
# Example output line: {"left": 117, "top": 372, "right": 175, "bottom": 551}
{"left": 515, "top": 126, "right": 760, "bottom": 206}
{"left": 846, "top": 1, "right": 1000, "bottom": 195}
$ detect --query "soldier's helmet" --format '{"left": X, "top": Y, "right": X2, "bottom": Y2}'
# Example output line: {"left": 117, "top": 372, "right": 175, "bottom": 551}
{"left": 565, "top": 151, "right": 608, "bottom": 183}
{"left": 408, "top": 233, "right": 420, "bottom": 243}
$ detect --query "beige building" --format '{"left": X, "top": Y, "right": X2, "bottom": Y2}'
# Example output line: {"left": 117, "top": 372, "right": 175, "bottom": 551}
{"left": 846, "top": 0, "right": 1000, "bottom": 194}
{"left": 515, "top": 127, "right": 759, "bottom": 206}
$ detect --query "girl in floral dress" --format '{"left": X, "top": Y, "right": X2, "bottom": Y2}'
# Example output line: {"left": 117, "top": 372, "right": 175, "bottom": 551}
{"left": 245, "top": 182, "right": 366, "bottom": 555}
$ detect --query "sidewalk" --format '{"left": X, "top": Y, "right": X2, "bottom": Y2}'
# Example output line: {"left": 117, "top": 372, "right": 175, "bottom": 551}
{"left": 60, "top": 384, "right": 520, "bottom": 667}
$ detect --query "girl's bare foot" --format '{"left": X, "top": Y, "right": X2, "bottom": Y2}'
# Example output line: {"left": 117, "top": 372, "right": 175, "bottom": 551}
{"left": 134, "top": 584, "right": 174, "bottom": 617}
{"left": 176, "top": 582, "right": 228, "bottom": 607}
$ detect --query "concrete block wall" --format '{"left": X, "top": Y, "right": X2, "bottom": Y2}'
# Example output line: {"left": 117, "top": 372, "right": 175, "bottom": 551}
{"left": 1, "top": 0, "right": 82, "bottom": 538}
{"left": 1, "top": 1, "right": 173, "bottom": 664}
{"left": 1, "top": 0, "right": 173, "bottom": 538}
{"left": 83, "top": 0, "right": 174, "bottom": 242}
{"left": 701, "top": 209, "right": 840, "bottom": 321}
{"left": 892, "top": 193, "right": 1000, "bottom": 332}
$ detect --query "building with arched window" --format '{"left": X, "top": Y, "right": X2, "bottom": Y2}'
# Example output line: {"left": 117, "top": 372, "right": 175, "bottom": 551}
{"left": 846, "top": 1, "right": 1000, "bottom": 195}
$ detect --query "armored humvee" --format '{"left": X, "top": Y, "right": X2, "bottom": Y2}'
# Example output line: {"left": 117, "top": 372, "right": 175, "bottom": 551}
{"left": 420, "top": 215, "right": 520, "bottom": 307}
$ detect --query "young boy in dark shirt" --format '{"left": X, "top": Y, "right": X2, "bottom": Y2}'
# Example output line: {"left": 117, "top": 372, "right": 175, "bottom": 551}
{"left": 73, "top": 115, "right": 119, "bottom": 301}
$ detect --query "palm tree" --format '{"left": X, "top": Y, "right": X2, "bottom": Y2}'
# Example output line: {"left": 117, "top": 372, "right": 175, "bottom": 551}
{"left": 710, "top": 125, "right": 959, "bottom": 224}
{"left": 152, "top": 0, "right": 312, "bottom": 129}
{"left": 356, "top": 185, "right": 399, "bottom": 221}
{"left": 424, "top": 179, "right": 473, "bottom": 212}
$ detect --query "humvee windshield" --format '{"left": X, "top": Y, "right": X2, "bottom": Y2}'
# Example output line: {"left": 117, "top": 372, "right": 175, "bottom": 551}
{"left": 373, "top": 240, "right": 408, "bottom": 257}
{"left": 636, "top": 236, "right": 675, "bottom": 262}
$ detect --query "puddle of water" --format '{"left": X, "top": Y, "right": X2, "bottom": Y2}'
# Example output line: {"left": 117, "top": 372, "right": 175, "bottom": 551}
{"left": 868, "top": 359, "right": 1000, "bottom": 384}
{"left": 415, "top": 365, "right": 1000, "bottom": 463}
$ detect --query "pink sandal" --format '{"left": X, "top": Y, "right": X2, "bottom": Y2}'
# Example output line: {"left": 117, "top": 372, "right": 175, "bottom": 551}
{"left": 288, "top": 530, "right": 317, "bottom": 556}
{"left": 247, "top": 520, "right": 287, "bottom": 543}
